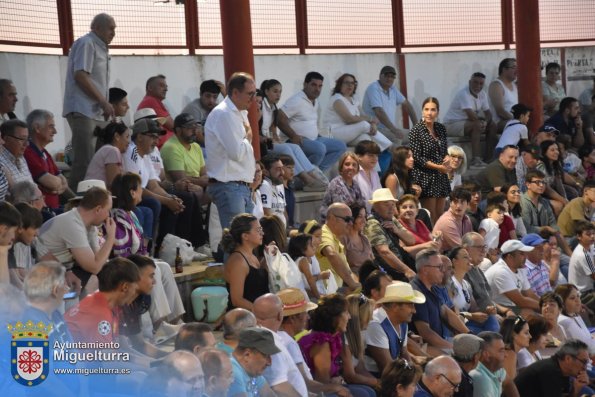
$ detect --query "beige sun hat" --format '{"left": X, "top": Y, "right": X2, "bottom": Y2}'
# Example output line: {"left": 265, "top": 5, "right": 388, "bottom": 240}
{"left": 133, "top": 108, "right": 168, "bottom": 125}
{"left": 276, "top": 288, "right": 318, "bottom": 316}
{"left": 377, "top": 281, "right": 426, "bottom": 304}
{"left": 69, "top": 179, "right": 112, "bottom": 201}
{"left": 368, "top": 188, "right": 398, "bottom": 204}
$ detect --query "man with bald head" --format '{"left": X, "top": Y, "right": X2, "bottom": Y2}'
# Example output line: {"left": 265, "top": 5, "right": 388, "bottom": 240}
{"left": 63, "top": 13, "right": 116, "bottom": 190}
{"left": 414, "top": 355, "right": 462, "bottom": 397}
{"left": 219, "top": 307, "right": 257, "bottom": 354}
{"left": 197, "top": 348, "right": 233, "bottom": 397}
{"left": 476, "top": 145, "right": 519, "bottom": 197}
{"left": 316, "top": 202, "right": 360, "bottom": 292}
{"left": 254, "top": 293, "right": 307, "bottom": 397}
{"left": 145, "top": 350, "right": 205, "bottom": 397}
{"left": 137, "top": 75, "right": 175, "bottom": 148}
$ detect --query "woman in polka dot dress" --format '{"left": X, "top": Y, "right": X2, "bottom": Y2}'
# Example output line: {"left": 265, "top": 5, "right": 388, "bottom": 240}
{"left": 410, "top": 97, "right": 452, "bottom": 224}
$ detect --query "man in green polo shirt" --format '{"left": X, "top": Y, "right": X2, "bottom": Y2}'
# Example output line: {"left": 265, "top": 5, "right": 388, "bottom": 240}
{"left": 160, "top": 112, "right": 209, "bottom": 249}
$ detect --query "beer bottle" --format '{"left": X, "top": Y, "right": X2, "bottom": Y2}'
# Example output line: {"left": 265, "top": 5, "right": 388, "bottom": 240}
{"left": 175, "top": 245, "right": 183, "bottom": 274}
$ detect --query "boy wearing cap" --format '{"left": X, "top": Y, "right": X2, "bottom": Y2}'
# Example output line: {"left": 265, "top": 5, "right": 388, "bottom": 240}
{"left": 366, "top": 281, "right": 425, "bottom": 374}
{"left": 484, "top": 240, "right": 540, "bottom": 314}
{"left": 362, "top": 66, "right": 418, "bottom": 144}
{"left": 520, "top": 233, "right": 554, "bottom": 297}
{"left": 230, "top": 327, "right": 280, "bottom": 397}
{"left": 568, "top": 221, "right": 595, "bottom": 310}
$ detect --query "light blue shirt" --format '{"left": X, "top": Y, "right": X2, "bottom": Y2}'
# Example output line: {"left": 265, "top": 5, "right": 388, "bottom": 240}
{"left": 228, "top": 356, "right": 267, "bottom": 397}
{"left": 63, "top": 32, "right": 110, "bottom": 120}
{"left": 469, "top": 361, "right": 506, "bottom": 397}
{"left": 362, "top": 80, "right": 406, "bottom": 130}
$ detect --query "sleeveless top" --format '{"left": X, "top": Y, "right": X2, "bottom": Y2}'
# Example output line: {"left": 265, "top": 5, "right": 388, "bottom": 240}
{"left": 491, "top": 78, "right": 518, "bottom": 123}
{"left": 227, "top": 250, "right": 269, "bottom": 310}
{"left": 380, "top": 317, "right": 408, "bottom": 359}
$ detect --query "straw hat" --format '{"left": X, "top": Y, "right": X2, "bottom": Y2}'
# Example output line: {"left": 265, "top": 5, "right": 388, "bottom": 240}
{"left": 276, "top": 288, "right": 318, "bottom": 316}
{"left": 368, "top": 188, "right": 398, "bottom": 204}
{"left": 377, "top": 281, "right": 426, "bottom": 304}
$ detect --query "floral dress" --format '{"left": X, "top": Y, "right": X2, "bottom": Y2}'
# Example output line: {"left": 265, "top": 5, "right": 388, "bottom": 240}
{"left": 409, "top": 121, "right": 451, "bottom": 198}
{"left": 319, "top": 176, "right": 365, "bottom": 221}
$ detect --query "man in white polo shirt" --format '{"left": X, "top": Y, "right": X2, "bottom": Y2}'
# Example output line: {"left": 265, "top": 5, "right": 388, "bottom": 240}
{"left": 277, "top": 71, "right": 347, "bottom": 173}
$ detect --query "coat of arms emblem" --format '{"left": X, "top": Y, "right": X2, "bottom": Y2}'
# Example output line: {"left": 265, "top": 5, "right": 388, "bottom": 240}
{"left": 8, "top": 320, "right": 52, "bottom": 386}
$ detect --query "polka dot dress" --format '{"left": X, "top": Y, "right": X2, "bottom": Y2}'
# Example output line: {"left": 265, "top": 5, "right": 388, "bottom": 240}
{"left": 409, "top": 121, "right": 451, "bottom": 198}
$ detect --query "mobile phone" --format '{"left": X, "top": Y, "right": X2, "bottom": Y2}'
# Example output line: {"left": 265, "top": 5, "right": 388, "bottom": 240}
{"left": 63, "top": 291, "right": 77, "bottom": 300}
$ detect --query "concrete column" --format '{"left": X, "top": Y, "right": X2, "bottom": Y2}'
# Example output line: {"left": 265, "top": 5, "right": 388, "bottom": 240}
{"left": 514, "top": 0, "right": 543, "bottom": 132}
{"left": 219, "top": 0, "right": 260, "bottom": 157}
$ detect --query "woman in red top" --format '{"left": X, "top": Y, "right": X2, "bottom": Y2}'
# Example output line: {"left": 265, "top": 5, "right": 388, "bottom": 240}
{"left": 397, "top": 194, "right": 442, "bottom": 257}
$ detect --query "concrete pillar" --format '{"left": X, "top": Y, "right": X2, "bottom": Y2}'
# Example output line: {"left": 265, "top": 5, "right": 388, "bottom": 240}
{"left": 514, "top": 0, "right": 543, "bottom": 132}
{"left": 219, "top": 0, "right": 260, "bottom": 158}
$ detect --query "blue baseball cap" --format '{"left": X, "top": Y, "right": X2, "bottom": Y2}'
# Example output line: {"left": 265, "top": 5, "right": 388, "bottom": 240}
{"left": 521, "top": 233, "right": 547, "bottom": 247}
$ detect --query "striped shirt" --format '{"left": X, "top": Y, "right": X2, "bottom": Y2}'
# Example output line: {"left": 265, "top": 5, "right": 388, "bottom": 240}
{"left": 0, "top": 146, "right": 32, "bottom": 187}
{"left": 0, "top": 168, "right": 7, "bottom": 201}
{"left": 523, "top": 259, "right": 552, "bottom": 296}
{"left": 569, "top": 244, "right": 595, "bottom": 293}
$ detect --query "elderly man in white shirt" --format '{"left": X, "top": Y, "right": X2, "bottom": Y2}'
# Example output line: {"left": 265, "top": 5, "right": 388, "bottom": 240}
{"left": 205, "top": 72, "right": 257, "bottom": 229}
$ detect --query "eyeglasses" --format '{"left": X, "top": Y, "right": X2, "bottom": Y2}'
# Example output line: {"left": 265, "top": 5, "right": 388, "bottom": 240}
{"left": 571, "top": 355, "right": 590, "bottom": 367}
{"left": 333, "top": 214, "right": 354, "bottom": 224}
{"left": 469, "top": 244, "right": 488, "bottom": 250}
{"left": 5, "top": 134, "right": 28, "bottom": 142}
{"left": 509, "top": 189, "right": 521, "bottom": 194}
{"left": 439, "top": 374, "right": 460, "bottom": 391}
{"left": 246, "top": 91, "right": 257, "bottom": 99}
{"left": 426, "top": 265, "right": 444, "bottom": 271}
{"left": 253, "top": 227, "right": 264, "bottom": 234}
{"left": 529, "top": 180, "right": 546, "bottom": 186}
{"left": 450, "top": 155, "right": 464, "bottom": 160}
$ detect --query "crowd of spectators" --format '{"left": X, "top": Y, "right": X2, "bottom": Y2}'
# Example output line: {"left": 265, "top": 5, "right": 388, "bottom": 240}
{"left": 2, "top": 11, "right": 595, "bottom": 397}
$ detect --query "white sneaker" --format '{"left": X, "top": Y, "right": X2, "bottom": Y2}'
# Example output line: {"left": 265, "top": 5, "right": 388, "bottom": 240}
{"left": 153, "top": 322, "right": 183, "bottom": 345}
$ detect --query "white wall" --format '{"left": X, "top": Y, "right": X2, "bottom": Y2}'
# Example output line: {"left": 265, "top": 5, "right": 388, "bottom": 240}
{"left": 1, "top": 47, "right": 592, "bottom": 155}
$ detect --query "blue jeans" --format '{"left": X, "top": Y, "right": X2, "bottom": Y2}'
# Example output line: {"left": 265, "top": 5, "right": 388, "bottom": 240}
{"left": 301, "top": 136, "right": 347, "bottom": 171}
{"left": 466, "top": 314, "right": 500, "bottom": 334}
{"left": 207, "top": 182, "right": 253, "bottom": 229}
{"left": 138, "top": 197, "right": 162, "bottom": 240}
{"left": 271, "top": 142, "right": 315, "bottom": 175}
{"left": 133, "top": 205, "right": 154, "bottom": 239}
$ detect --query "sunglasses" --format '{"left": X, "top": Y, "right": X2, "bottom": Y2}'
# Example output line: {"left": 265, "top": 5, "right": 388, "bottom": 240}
{"left": 333, "top": 214, "right": 354, "bottom": 224}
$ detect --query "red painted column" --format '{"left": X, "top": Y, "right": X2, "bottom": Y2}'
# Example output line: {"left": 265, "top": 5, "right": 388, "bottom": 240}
{"left": 219, "top": 0, "right": 260, "bottom": 158}
{"left": 514, "top": 0, "right": 543, "bottom": 132}
{"left": 56, "top": 0, "right": 74, "bottom": 55}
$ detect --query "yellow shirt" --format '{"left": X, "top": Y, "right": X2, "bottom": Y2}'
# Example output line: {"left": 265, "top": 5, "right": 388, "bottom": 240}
{"left": 160, "top": 135, "right": 205, "bottom": 177}
{"left": 316, "top": 224, "right": 347, "bottom": 287}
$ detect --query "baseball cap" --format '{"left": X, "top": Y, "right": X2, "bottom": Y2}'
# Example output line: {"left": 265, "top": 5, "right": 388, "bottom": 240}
{"left": 521, "top": 233, "right": 547, "bottom": 247}
{"left": 520, "top": 144, "right": 541, "bottom": 159}
{"left": 133, "top": 108, "right": 168, "bottom": 125}
{"left": 174, "top": 113, "right": 199, "bottom": 129}
{"left": 380, "top": 65, "right": 397, "bottom": 76}
{"left": 237, "top": 327, "right": 281, "bottom": 356}
{"left": 500, "top": 240, "right": 534, "bottom": 255}
{"left": 132, "top": 118, "right": 166, "bottom": 136}
{"left": 538, "top": 125, "right": 560, "bottom": 136}
{"left": 453, "top": 334, "right": 483, "bottom": 360}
